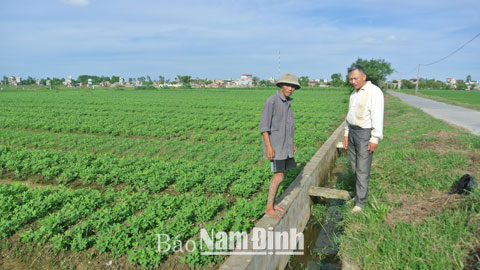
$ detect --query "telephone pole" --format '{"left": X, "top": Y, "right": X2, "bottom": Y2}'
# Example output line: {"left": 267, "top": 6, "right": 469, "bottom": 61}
{"left": 398, "top": 72, "right": 402, "bottom": 89}
{"left": 415, "top": 64, "right": 420, "bottom": 94}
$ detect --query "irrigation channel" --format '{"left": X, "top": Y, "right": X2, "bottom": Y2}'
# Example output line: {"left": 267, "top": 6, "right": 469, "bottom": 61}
{"left": 220, "top": 122, "right": 356, "bottom": 270}
{"left": 286, "top": 153, "right": 352, "bottom": 270}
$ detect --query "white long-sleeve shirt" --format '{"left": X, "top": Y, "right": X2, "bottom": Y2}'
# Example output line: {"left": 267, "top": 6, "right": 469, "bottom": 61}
{"left": 344, "top": 81, "right": 384, "bottom": 144}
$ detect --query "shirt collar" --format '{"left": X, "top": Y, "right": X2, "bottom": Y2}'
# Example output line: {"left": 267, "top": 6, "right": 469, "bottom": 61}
{"left": 357, "top": 81, "right": 372, "bottom": 92}
{"left": 277, "top": 90, "right": 293, "bottom": 102}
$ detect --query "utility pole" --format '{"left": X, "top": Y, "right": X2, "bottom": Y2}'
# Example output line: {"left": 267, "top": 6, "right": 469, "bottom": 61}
{"left": 415, "top": 64, "right": 421, "bottom": 94}
{"left": 397, "top": 72, "right": 402, "bottom": 90}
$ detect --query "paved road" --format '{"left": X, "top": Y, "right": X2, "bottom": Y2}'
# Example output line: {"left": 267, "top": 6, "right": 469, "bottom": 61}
{"left": 387, "top": 90, "right": 480, "bottom": 136}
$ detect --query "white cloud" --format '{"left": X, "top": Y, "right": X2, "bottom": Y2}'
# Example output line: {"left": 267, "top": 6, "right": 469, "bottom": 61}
{"left": 61, "top": 0, "right": 89, "bottom": 7}
{"left": 386, "top": 35, "right": 397, "bottom": 41}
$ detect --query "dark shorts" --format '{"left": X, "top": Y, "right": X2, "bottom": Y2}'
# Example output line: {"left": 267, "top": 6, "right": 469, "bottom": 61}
{"left": 270, "top": 158, "right": 296, "bottom": 173}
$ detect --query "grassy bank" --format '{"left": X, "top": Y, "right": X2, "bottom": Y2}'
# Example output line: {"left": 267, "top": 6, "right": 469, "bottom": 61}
{"left": 337, "top": 94, "right": 480, "bottom": 269}
{"left": 395, "top": 88, "right": 480, "bottom": 111}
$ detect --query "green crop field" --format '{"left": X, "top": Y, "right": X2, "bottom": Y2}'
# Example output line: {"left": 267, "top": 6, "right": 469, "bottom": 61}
{"left": 396, "top": 89, "right": 480, "bottom": 111}
{"left": 0, "top": 87, "right": 348, "bottom": 269}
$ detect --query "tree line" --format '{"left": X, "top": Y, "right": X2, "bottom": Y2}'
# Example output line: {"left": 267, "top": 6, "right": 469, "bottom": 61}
{"left": 3, "top": 58, "right": 473, "bottom": 90}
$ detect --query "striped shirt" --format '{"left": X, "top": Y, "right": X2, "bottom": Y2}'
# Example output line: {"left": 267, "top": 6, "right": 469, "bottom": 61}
{"left": 344, "top": 81, "right": 384, "bottom": 144}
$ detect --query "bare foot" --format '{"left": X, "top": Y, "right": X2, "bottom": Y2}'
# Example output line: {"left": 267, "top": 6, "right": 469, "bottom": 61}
{"left": 265, "top": 209, "right": 282, "bottom": 219}
{"left": 274, "top": 204, "right": 286, "bottom": 212}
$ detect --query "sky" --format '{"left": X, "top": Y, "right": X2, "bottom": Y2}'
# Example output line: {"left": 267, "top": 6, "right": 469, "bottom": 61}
{"left": 0, "top": 0, "right": 479, "bottom": 81}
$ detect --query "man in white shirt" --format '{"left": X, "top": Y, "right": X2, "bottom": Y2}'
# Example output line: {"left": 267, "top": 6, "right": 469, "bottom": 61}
{"left": 342, "top": 65, "right": 384, "bottom": 213}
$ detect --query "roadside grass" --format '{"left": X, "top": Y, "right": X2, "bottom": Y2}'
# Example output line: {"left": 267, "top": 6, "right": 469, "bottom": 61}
{"left": 395, "top": 88, "right": 480, "bottom": 111}
{"left": 337, "top": 94, "right": 480, "bottom": 269}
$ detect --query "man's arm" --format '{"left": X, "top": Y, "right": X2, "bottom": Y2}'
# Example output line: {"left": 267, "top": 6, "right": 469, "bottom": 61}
{"left": 343, "top": 125, "right": 349, "bottom": 150}
{"left": 262, "top": 132, "right": 275, "bottom": 160}
{"left": 368, "top": 89, "right": 384, "bottom": 153}
{"left": 260, "top": 98, "right": 275, "bottom": 160}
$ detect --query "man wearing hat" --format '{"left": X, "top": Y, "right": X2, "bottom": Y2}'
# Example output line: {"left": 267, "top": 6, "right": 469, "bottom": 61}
{"left": 260, "top": 73, "right": 300, "bottom": 219}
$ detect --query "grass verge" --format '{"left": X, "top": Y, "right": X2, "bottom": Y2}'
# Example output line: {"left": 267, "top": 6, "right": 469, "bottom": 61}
{"left": 394, "top": 89, "right": 480, "bottom": 111}
{"left": 337, "top": 94, "right": 480, "bottom": 269}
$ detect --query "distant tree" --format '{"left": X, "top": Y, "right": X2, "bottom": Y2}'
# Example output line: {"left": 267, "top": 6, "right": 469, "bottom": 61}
{"left": 456, "top": 81, "right": 467, "bottom": 90}
{"left": 51, "top": 77, "right": 64, "bottom": 85}
{"left": 147, "top": 75, "right": 152, "bottom": 83}
{"left": 329, "top": 73, "right": 343, "bottom": 87}
{"left": 466, "top": 75, "right": 472, "bottom": 83}
{"left": 111, "top": 76, "right": 120, "bottom": 83}
{"left": 419, "top": 79, "right": 448, "bottom": 90}
{"left": 2, "top": 76, "right": 7, "bottom": 85}
{"left": 298, "top": 76, "right": 309, "bottom": 87}
{"left": 349, "top": 58, "right": 394, "bottom": 85}
{"left": 401, "top": 79, "right": 415, "bottom": 89}
{"left": 77, "top": 75, "right": 89, "bottom": 84}
{"left": 158, "top": 75, "right": 165, "bottom": 84}
{"left": 100, "top": 76, "right": 111, "bottom": 83}
{"left": 253, "top": 76, "right": 260, "bottom": 86}
{"left": 259, "top": 80, "right": 275, "bottom": 88}
{"left": 77, "top": 75, "right": 107, "bottom": 85}
{"left": 176, "top": 75, "right": 191, "bottom": 87}
{"left": 22, "top": 76, "right": 36, "bottom": 85}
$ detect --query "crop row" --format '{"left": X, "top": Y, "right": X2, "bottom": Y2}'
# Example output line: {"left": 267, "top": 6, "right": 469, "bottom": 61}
{"left": 0, "top": 145, "right": 270, "bottom": 197}
{"left": 1, "top": 182, "right": 240, "bottom": 269}
{"left": 0, "top": 128, "right": 260, "bottom": 163}
{"left": 0, "top": 90, "right": 346, "bottom": 146}
{"left": 0, "top": 88, "right": 349, "bottom": 269}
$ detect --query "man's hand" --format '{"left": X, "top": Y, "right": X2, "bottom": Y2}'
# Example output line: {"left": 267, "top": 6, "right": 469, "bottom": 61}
{"left": 342, "top": 136, "right": 348, "bottom": 150}
{"left": 294, "top": 145, "right": 297, "bottom": 155}
{"left": 266, "top": 145, "right": 275, "bottom": 160}
{"left": 367, "top": 142, "right": 378, "bottom": 153}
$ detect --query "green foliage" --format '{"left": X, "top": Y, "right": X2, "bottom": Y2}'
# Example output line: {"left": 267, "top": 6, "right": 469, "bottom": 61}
{"left": 135, "top": 85, "right": 156, "bottom": 90}
{"left": 418, "top": 78, "right": 449, "bottom": 90}
{"left": 456, "top": 81, "right": 468, "bottom": 90}
{"left": 77, "top": 75, "right": 113, "bottom": 85}
{"left": 22, "top": 76, "right": 36, "bottom": 85}
{"left": 0, "top": 88, "right": 350, "bottom": 269}
{"left": 401, "top": 79, "right": 415, "bottom": 89}
{"left": 299, "top": 76, "right": 309, "bottom": 87}
{"left": 349, "top": 58, "right": 394, "bottom": 85}
{"left": 329, "top": 73, "right": 344, "bottom": 87}
{"left": 176, "top": 75, "right": 191, "bottom": 87}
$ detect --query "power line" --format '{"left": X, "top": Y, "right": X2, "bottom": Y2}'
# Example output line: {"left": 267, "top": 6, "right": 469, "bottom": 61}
{"left": 422, "top": 32, "right": 480, "bottom": 66}
{"left": 414, "top": 31, "right": 480, "bottom": 93}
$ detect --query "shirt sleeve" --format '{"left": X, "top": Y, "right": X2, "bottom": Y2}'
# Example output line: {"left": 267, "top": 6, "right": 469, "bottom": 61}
{"left": 344, "top": 124, "right": 349, "bottom": 137}
{"left": 260, "top": 98, "right": 273, "bottom": 134}
{"left": 369, "top": 89, "right": 384, "bottom": 143}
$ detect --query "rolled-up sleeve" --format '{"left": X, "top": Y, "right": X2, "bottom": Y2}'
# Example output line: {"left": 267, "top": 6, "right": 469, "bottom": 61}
{"left": 260, "top": 98, "right": 273, "bottom": 134}
{"left": 370, "top": 89, "right": 384, "bottom": 143}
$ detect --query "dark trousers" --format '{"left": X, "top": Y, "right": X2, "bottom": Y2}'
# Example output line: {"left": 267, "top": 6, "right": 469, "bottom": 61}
{"left": 348, "top": 127, "right": 373, "bottom": 208}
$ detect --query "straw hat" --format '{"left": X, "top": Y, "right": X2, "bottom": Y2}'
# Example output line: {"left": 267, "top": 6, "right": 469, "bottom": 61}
{"left": 276, "top": 73, "right": 301, "bottom": 89}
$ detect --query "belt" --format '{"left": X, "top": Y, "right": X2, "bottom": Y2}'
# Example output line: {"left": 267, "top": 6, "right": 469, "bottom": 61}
{"left": 349, "top": 125, "right": 371, "bottom": 130}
